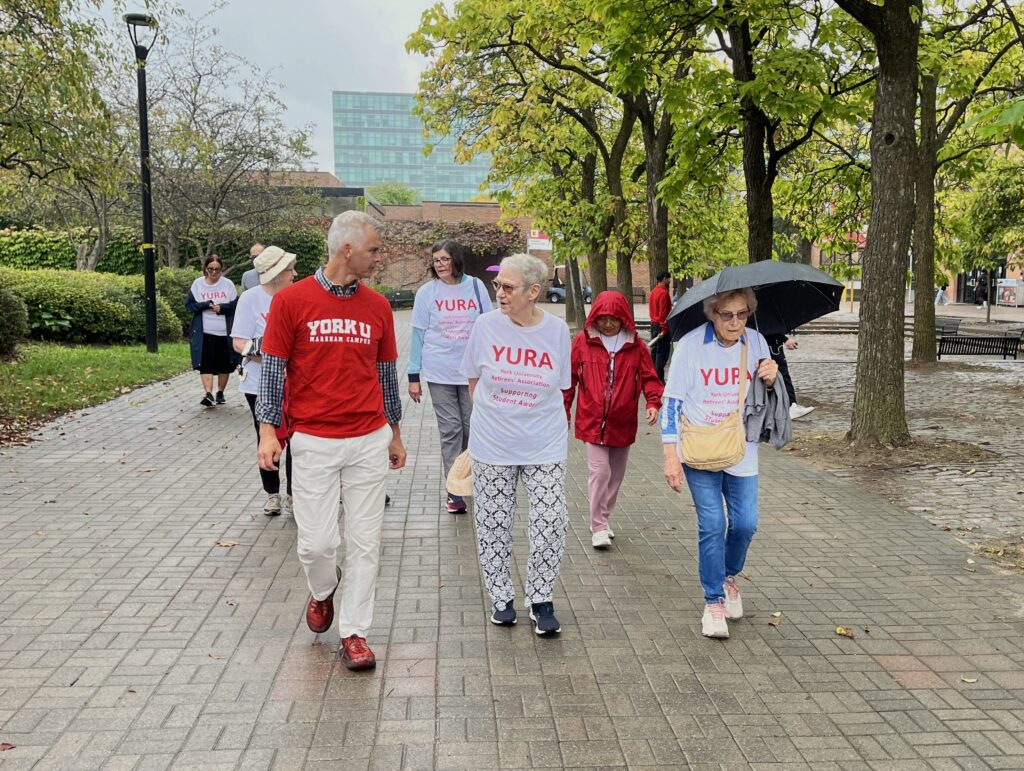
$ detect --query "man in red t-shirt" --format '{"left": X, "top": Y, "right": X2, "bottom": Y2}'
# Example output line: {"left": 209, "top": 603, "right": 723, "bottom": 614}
{"left": 255, "top": 210, "right": 406, "bottom": 671}
{"left": 648, "top": 271, "right": 672, "bottom": 382}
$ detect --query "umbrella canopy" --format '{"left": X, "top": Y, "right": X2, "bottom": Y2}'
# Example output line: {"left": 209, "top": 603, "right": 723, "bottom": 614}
{"left": 667, "top": 261, "right": 843, "bottom": 341}
{"left": 485, "top": 264, "right": 501, "bottom": 272}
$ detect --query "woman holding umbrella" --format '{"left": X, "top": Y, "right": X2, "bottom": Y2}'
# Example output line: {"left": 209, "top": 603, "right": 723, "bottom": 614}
{"left": 660, "top": 287, "right": 778, "bottom": 639}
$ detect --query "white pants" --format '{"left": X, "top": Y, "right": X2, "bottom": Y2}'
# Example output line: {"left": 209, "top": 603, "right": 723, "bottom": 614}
{"left": 290, "top": 424, "right": 391, "bottom": 638}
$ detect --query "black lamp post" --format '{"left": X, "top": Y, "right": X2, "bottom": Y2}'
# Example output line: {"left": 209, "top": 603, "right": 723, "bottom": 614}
{"left": 125, "top": 13, "right": 159, "bottom": 353}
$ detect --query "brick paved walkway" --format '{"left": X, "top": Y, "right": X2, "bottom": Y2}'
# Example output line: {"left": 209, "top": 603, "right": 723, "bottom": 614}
{"left": 2, "top": 311, "right": 1024, "bottom": 769}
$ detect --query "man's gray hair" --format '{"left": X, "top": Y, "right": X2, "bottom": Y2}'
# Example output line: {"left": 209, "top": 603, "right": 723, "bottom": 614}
{"left": 327, "top": 211, "right": 381, "bottom": 257}
{"left": 702, "top": 287, "right": 758, "bottom": 320}
{"left": 500, "top": 253, "right": 547, "bottom": 293}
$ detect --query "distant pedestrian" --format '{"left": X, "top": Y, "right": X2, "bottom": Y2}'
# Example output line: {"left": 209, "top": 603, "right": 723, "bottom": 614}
{"left": 976, "top": 274, "right": 988, "bottom": 306}
{"left": 661, "top": 287, "right": 778, "bottom": 639}
{"left": 563, "top": 291, "right": 663, "bottom": 549}
{"left": 408, "top": 239, "right": 490, "bottom": 514}
{"left": 934, "top": 284, "right": 950, "bottom": 306}
{"left": 232, "top": 246, "right": 297, "bottom": 516}
{"left": 460, "top": 253, "right": 571, "bottom": 636}
{"left": 256, "top": 211, "right": 406, "bottom": 672}
{"left": 240, "top": 243, "right": 266, "bottom": 292}
{"left": 648, "top": 271, "right": 672, "bottom": 382}
{"left": 186, "top": 255, "right": 239, "bottom": 407}
{"left": 765, "top": 333, "right": 814, "bottom": 420}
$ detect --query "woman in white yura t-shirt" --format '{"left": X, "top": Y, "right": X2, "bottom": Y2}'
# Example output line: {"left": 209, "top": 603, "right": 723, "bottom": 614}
{"left": 186, "top": 255, "right": 239, "bottom": 407}
{"left": 408, "top": 240, "right": 490, "bottom": 515}
{"left": 459, "top": 253, "right": 571, "bottom": 637}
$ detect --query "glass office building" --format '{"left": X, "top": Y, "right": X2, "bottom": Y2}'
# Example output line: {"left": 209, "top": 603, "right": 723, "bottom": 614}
{"left": 332, "top": 91, "right": 492, "bottom": 202}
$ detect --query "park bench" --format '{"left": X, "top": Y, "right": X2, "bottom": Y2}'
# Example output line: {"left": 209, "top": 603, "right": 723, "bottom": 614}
{"left": 937, "top": 328, "right": 1023, "bottom": 360}
{"left": 383, "top": 289, "right": 416, "bottom": 310}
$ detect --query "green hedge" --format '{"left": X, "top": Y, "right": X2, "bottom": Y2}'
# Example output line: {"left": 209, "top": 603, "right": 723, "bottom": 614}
{"left": 0, "top": 267, "right": 179, "bottom": 344}
{"left": 156, "top": 267, "right": 202, "bottom": 335}
{"left": 0, "top": 227, "right": 144, "bottom": 274}
{"left": 0, "top": 285, "right": 29, "bottom": 357}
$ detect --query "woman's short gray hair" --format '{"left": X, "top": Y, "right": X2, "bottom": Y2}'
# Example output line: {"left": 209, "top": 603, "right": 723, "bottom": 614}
{"left": 703, "top": 287, "right": 758, "bottom": 320}
{"left": 500, "top": 253, "right": 547, "bottom": 295}
{"left": 327, "top": 211, "right": 381, "bottom": 257}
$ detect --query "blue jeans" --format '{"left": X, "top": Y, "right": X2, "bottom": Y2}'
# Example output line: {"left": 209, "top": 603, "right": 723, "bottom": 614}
{"left": 683, "top": 467, "right": 759, "bottom": 604}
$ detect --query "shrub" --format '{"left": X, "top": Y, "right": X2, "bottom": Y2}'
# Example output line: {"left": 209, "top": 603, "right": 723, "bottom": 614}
{"left": 0, "top": 267, "right": 180, "bottom": 344}
{"left": 0, "top": 285, "right": 29, "bottom": 357}
{"left": 0, "top": 227, "right": 143, "bottom": 274}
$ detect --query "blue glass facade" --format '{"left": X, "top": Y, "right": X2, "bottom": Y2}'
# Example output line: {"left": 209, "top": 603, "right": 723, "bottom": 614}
{"left": 332, "top": 91, "right": 492, "bottom": 202}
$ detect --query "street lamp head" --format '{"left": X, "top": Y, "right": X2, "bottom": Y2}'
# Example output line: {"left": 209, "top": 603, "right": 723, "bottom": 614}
{"left": 124, "top": 13, "right": 158, "bottom": 60}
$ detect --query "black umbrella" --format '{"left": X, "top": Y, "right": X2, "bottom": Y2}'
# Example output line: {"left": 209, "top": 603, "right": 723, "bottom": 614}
{"left": 667, "top": 261, "right": 844, "bottom": 341}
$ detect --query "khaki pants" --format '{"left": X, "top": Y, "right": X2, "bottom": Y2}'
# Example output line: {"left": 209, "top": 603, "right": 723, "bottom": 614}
{"left": 290, "top": 424, "right": 391, "bottom": 638}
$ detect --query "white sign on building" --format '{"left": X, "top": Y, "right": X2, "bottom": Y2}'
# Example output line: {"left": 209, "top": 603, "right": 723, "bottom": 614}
{"left": 527, "top": 229, "right": 552, "bottom": 251}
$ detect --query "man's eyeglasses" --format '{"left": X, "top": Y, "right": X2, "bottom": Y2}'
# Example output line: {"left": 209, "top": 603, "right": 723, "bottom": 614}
{"left": 432, "top": 256, "right": 452, "bottom": 265}
{"left": 492, "top": 280, "right": 522, "bottom": 294}
{"left": 715, "top": 309, "right": 750, "bottom": 322}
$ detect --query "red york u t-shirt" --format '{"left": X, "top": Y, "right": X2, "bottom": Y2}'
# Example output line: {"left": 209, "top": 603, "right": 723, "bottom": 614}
{"left": 261, "top": 277, "right": 398, "bottom": 439}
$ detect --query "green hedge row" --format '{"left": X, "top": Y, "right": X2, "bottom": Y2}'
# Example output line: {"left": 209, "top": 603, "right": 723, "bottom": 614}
{"left": 0, "top": 267, "right": 180, "bottom": 344}
{"left": 0, "top": 285, "right": 29, "bottom": 357}
{"left": 0, "top": 224, "right": 327, "bottom": 277}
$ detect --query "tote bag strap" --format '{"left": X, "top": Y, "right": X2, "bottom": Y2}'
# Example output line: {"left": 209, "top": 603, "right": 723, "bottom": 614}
{"left": 737, "top": 340, "right": 749, "bottom": 410}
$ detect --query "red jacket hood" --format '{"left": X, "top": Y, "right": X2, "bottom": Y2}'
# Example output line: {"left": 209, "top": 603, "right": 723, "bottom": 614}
{"left": 585, "top": 291, "right": 637, "bottom": 334}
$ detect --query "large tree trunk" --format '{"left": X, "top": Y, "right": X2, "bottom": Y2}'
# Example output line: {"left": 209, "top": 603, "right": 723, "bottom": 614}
{"left": 728, "top": 20, "right": 775, "bottom": 264}
{"left": 581, "top": 153, "right": 608, "bottom": 294}
{"left": 615, "top": 245, "right": 633, "bottom": 307}
{"left": 165, "top": 231, "right": 180, "bottom": 268}
{"left": 842, "top": 0, "right": 918, "bottom": 445}
{"left": 566, "top": 254, "right": 586, "bottom": 332}
{"left": 912, "top": 73, "right": 938, "bottom": 364}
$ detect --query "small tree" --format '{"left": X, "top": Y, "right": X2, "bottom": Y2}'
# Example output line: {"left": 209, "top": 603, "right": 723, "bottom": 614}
{"left": 367, "top": 182, "right": 421, "bottom": 205}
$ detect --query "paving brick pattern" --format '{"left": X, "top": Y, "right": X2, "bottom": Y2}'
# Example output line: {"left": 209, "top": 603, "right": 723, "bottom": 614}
{"left": 2, "top": 309, "right": 1023, "bottom": 769}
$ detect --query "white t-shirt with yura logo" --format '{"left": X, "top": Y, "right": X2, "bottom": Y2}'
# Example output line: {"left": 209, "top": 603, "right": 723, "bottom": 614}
{"left": 190, "top": 276, "right": 237, "bottom": 336}
{"left": 411, "top": 276, "right": 489, "bottom": 384}
{"left": 231, "top": 286, "right": 273, "bottom": 395}
{"left": 460, "top": 309, "right": 571, "bottom": 465}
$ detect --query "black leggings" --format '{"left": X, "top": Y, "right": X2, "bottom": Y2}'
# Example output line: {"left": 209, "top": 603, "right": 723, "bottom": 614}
{"left": 245, "top": 393, "right": 292, "bottom": 495}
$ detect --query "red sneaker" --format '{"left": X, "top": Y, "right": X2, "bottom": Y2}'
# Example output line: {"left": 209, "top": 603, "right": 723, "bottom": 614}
{"left": 306, "top": 567, "right": 342, "bottom": 634}
{"left": 340, "top": 634, "right": 376, "bottom": 671}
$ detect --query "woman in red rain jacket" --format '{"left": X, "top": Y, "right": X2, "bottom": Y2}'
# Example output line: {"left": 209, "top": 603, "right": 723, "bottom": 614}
{"left": 563, "top": 291, "right": 664, "bottom": 549}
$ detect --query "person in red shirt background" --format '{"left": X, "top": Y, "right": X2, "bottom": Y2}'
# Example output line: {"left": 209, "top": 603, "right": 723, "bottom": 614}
{"left": 648, "top": 271, "right": 673, "bottom": 382}
{"left": 256, "top": 211, "right": 406, "bottom": 672}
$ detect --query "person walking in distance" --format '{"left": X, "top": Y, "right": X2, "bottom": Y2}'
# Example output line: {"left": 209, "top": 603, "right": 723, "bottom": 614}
{"left": 240, "top": 243, "right": 266, "bottom": 292}
{"left": 563, "top": 291, "right": 663, "bottom": 549}
{"left": 765, "top": 333, "right": 814, "bottom": 420}
{"left": 186, "top": 255, "right": 239, "bottom": 407}
{"left": 648, "top": 272, "right": 672, "bottom": 382}
{"left": 256, "top": 211, "right": 406, "bottom": 671}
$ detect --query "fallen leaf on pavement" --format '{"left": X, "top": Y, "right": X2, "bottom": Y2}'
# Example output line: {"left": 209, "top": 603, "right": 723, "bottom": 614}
{"left": 960, "top": 676, "right": 978, "bottom": 684}
{"left": 34, "top": 530, "right": 45, "bottom": 536}
{"left": 127, "top": 688, "right": 137, "bottom": 693}
{"left": 965, "top": 468, "right": 976, "bottom": 476}
{"left": 772, "top": 612, "right": 782, "bottom": 617}
{"left": 966, "top": 558, "right": 975, "bottom": 564}
{"left": 138, "top": 468, "right": 157, "bottom": 473}
{"left": 768, "top": 618, "right": 781, "bottom": 627}
{"left": 835, "top": 626, "right": 855, "bottom": 638}
{"left": 216, "top": 539, "right": 240, "bottom": 547}
{"left": 0, "top": 743, "right": 14, "bottom": 751}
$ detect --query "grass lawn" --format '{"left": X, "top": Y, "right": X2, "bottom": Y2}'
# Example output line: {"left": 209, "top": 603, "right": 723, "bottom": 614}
{"left": 0, "top": 342, "right": 191, "bottom": 442}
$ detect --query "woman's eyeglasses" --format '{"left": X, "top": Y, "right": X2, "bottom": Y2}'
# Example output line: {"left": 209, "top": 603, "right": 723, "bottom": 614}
{"left": 206, "top": 267, "right": 223, "bottom": 274}
{"left": 715, "top": 309, "right": 750, "bottom": 322}
{"left": 492, "top": 280, "right": 521, "bottom": 294}
{"left": 432, "top": 256, "right": 452, "bottom": 265}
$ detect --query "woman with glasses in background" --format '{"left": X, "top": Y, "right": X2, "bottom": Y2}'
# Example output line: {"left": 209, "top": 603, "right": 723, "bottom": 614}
{"left": 459, "top": 253, "right": 571, "bottom": 637}
{"left": 408, "top": 240, "right": 490, "bottom": 513}
{"left": 660, "top": 288, "right": 778, "bottom": 639}
{"left": 186, "top": 254, "right": 240, "bottom": 407}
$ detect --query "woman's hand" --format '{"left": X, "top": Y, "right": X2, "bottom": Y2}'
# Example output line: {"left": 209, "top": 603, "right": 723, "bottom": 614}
{"left": 663, "top": 444, "right": 684, "bottom": 492}
{"left": 210, "top": 302, "right": 221, "bottom": 314}
{"left": 756, "top": 357, "right": 779, "bottom": 387}
{"left": 645, "top": 407, "right": 659, "bottom": 425}
{"left": 408, "top": 382, "right": 422, "bottom": 403}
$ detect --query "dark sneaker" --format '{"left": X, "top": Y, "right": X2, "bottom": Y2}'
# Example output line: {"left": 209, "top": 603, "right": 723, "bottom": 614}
{"left": 215, "top": 390, "right": 226, "bottom": 405}
{"left": 446, "top": 493, "right": 467, "bottom": 514}
{"left": 490, "top": 601, "right": 517, "bottom": 626}
{"left": 529, "top": 602, "right": 561, "bottom": 636}
{"left": 340, "top": 634, "right": 376, "bottom": 670}
{"left": 306, "top": 565, "right": 342, "bottom": 634}
{"left": 199, "top": 392, "right": 214, "bottom": 407}
{"left": 385, "top": 494, "right": 391, "bottom": 506}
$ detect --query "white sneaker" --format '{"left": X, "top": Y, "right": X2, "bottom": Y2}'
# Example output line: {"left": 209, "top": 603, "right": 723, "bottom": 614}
{"left": 264, "top": 493, "right": 281, "bottom": 516}
{"left": 606, "top": 527, "right": 614, "bottom": 539}
{"left": 724, "top": 577, "right": 743, "bottom": 620}
{"left": 789, "top": 403, "right": 815, "bottom": 420}
{"left": 701, "top": 602, "right": 729, "bottom": 638}
{"left": 591, "top": 530, "right": 611, "bottom": 549}
{"left": 281, "top": 495, "right": 293, "bottom": 515}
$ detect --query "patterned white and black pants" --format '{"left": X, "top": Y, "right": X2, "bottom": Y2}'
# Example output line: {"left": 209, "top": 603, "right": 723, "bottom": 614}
{"left": 471, "top": 460, "right": 568, "bottom": 607}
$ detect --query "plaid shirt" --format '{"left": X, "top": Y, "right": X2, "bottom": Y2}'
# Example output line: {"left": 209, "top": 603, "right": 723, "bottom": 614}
{"left": 255, "top": 267, "right": 402, "bottom": 427}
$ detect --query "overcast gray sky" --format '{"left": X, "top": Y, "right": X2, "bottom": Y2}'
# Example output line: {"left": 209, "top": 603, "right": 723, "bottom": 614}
{"left": 157, "top": 0, "right": 437, "bottom": 172}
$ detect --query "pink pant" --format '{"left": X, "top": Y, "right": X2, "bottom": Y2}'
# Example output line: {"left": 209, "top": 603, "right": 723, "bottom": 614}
{"left": 586, "top": 443, "right": 631, "bottom": 533}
